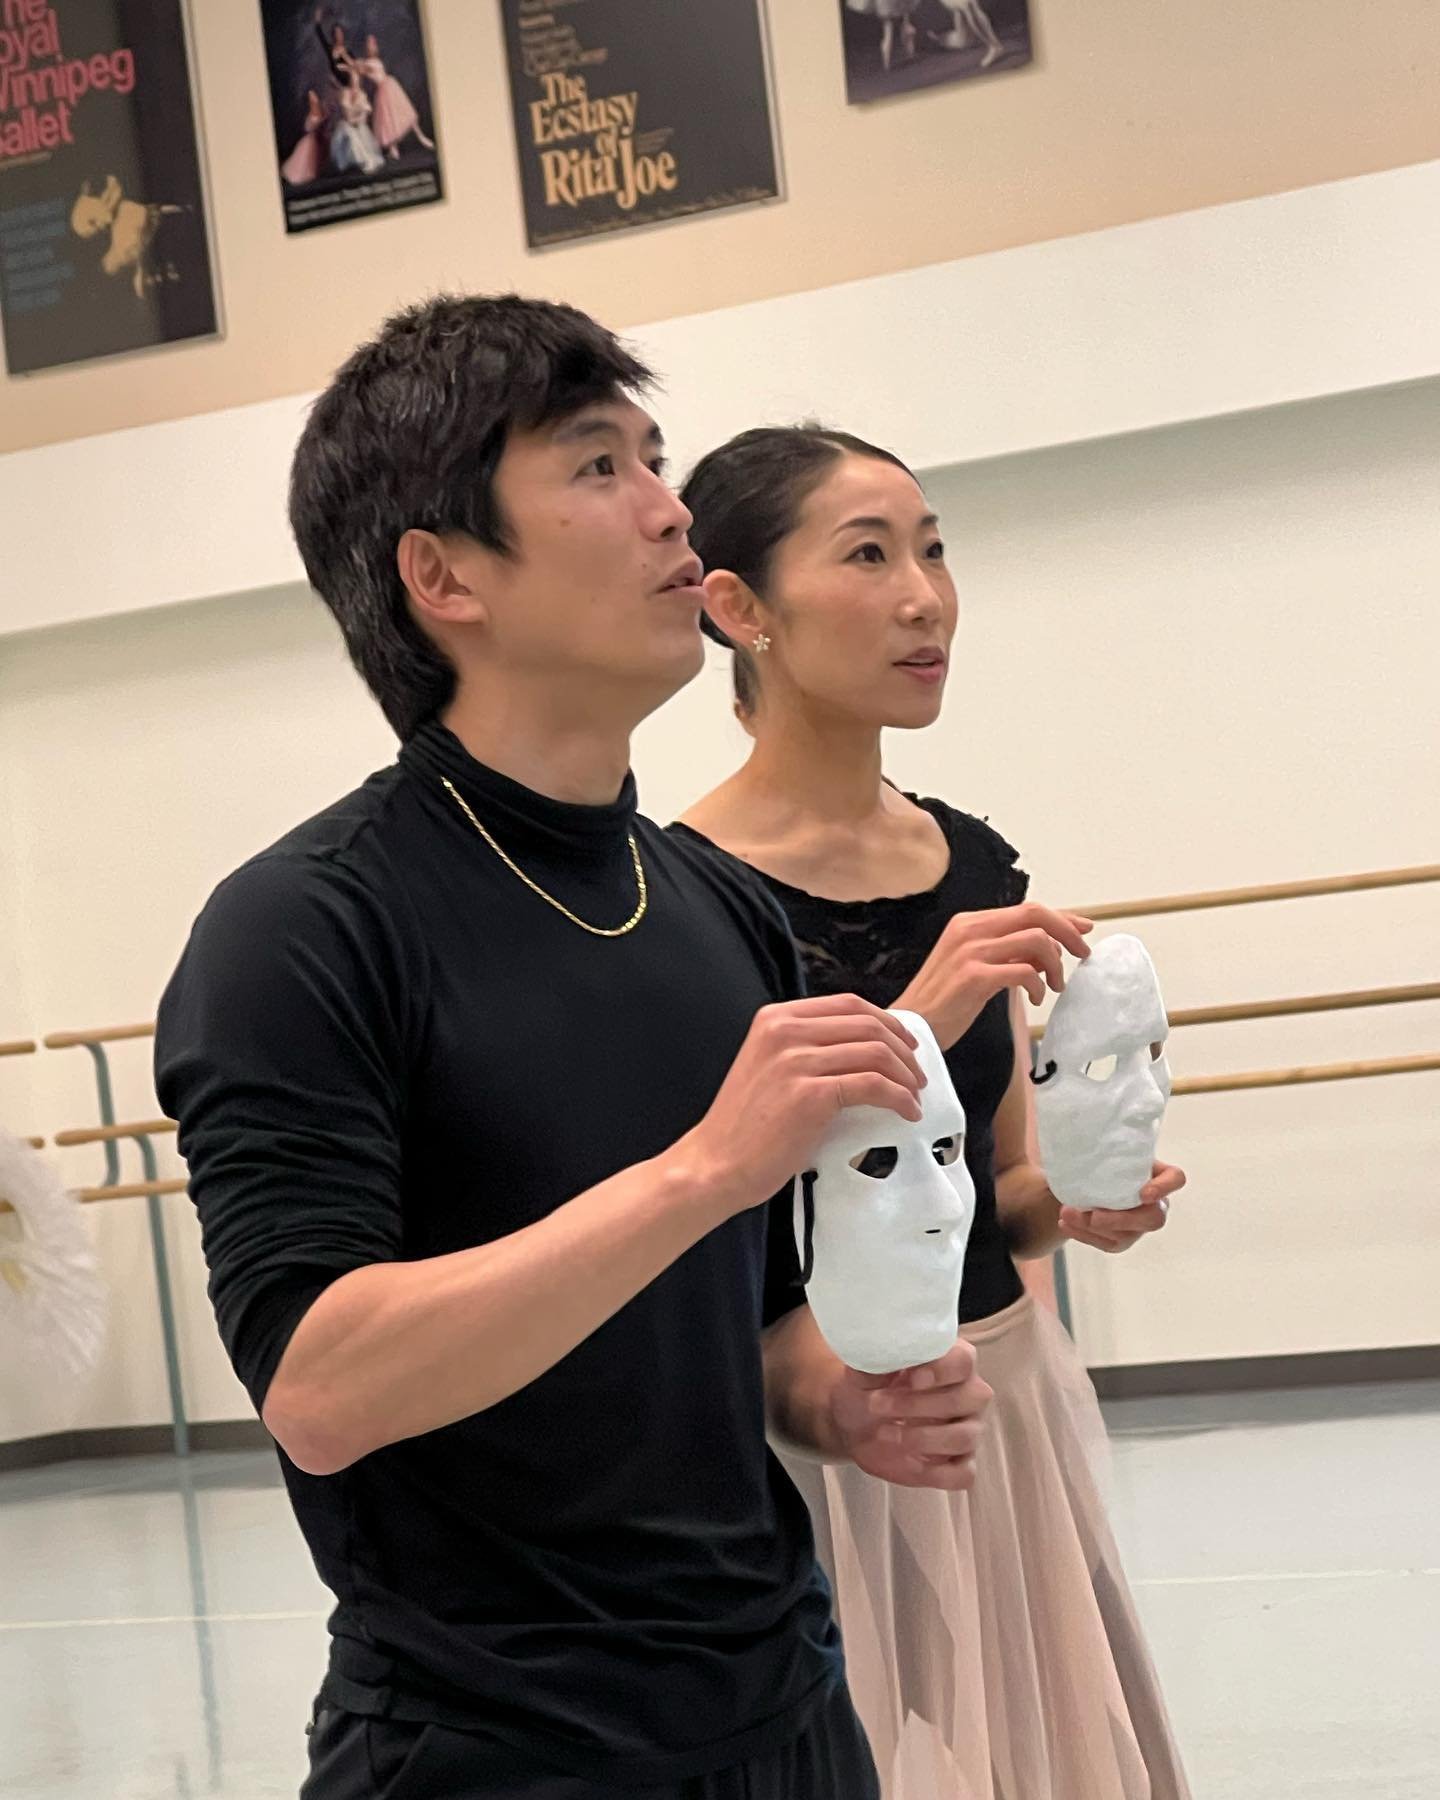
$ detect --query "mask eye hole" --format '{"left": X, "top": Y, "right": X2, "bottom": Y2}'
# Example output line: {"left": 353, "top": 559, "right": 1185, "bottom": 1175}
{"left": 1082, "top": 1054, "right": 1119, "bottom": 1082}
{"left": 1150, "top": 1042, "right": 1165, "bottom": 1061}
{"left": 850, "top": 1146, "right": 898, "bottom": 1180}
{"left": 932, "top": 1135, "right": 962, "bottom": 1167}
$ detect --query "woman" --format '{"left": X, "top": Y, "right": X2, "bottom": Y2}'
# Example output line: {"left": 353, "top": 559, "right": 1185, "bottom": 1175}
{"left": 327, "top": 65, "right": 384, "bottom": 177}
{"left": 280, "top": 89, "right": 329, "bottom": 188}
{"left": 672, "top": 426, "right": 1191, "bottom": 1798}
{"left": 356, "top": 32, "right": 436, "bottom": 160}
{"left": 313, "top": 10, "right": 351, "bottom": 88}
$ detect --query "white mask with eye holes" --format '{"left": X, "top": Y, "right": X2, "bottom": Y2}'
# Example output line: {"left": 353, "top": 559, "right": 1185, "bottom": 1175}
{"left": 798, "top": 1010, "right": 974, "bottom": 1376}
{"left": 1033, "top": 934, "right": 1171, "bottom": 1212}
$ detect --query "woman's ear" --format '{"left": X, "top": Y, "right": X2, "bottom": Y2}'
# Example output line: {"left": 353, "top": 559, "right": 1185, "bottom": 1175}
{"left": 702, "top": 569, "right": 765, "bottom": 647}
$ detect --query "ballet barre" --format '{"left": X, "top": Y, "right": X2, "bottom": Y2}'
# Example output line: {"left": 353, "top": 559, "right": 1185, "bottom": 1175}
{"left": 54, "top": 1119, "right": 177, "bottom": 1147}
{"left": 43, "top": 1026, "right": 189, "bottom": 1457}
{"left": 1165, "top": 980, "right": 1440, "bottom": 1029}
{"left": 0, "top": 1177, "right": 187, "bottom": 1214}
{"left": 42, "top": 1023, "right": 157, "bottom": 1049}
{"left": 1173, "top": 1053, "right": 1440, "bottom": 1097}
{"left": 76, "top": 1177, "right": 189, "bottom": 1203}
{"left": 1072, "top": 861, "right": 1440, "bottom": 922}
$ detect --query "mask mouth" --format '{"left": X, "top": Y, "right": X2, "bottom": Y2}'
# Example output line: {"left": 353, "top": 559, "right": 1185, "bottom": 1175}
{"left": 798, "top": 1169, "right": 969, "bottom": 1284}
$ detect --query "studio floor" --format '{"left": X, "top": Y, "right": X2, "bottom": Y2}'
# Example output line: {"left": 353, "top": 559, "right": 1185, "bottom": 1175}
{"left": 2, "top": 1381, "right": 1436, "bottom": 1799}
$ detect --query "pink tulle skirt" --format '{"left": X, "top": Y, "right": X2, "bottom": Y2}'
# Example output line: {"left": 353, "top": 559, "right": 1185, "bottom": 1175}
{"left": 280, "top": 127, "right": 323, "bottom": 187}
{"left": 781, "top": 1295, "right": 1191, "bottom": 1798}
{"left": 371, "top": 75, "right": 420, "bottom": 150}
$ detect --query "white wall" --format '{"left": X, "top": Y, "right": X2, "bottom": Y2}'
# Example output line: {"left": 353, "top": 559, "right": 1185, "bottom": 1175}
{"left": 1, "top": 376, "right": 1436, "bottom": 1440}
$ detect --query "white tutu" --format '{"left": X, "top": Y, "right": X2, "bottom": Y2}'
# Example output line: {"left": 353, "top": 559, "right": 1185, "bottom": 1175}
{"left": 0, "top": 1128, "right": 106, "bottom": 1380}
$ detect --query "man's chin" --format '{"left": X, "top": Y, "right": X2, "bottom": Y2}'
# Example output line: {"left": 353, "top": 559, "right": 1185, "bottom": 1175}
{"left": 610, "top": 633, "right": 706, "bottom": 723}
{"left": 649, "top": 629, "right": 707, "bottom": 691}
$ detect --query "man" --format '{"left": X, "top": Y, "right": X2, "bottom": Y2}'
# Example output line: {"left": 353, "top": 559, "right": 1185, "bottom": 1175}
{"left": 156, "top": 294, "right": 991, "bottom": 1798}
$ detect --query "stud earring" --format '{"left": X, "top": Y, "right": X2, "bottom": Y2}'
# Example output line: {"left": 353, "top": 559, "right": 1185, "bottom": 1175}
{"left": 752, "top": 633, "right": 771, "bottom": 654}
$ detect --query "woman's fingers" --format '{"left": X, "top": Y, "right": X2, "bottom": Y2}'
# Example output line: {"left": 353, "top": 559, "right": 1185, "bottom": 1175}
{"left": 975, "top": 927, "right": 1076, "bottom": 992}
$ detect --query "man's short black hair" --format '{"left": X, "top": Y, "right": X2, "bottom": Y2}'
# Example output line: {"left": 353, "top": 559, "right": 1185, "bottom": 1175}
{"left": 289, "top": 294, "right": 654, "bottom": 739}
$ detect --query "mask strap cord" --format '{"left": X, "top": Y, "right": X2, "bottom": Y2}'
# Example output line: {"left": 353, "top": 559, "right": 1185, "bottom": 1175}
{"left": 1029, "top": 1053, "right": 1058, "bottom": 1087}
{"left": 796, "top": 1170, "right": 817, "bottom": 1286}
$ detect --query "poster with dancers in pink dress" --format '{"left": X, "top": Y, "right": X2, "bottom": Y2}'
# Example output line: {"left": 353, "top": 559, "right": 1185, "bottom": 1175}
{"left": 260, "top": 1, "right": 442, "bottom": 234}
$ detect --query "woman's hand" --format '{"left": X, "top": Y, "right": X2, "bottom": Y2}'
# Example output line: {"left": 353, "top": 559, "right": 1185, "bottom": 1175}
{"left": 895, "top": 902, "right": 1094, "bottom": 1049}
{"left": 831, "top": 1339, "right": 992, "bottom": 1491}
{"left": 1058, "top": 1161, "right": 1187, "bottom": 1252}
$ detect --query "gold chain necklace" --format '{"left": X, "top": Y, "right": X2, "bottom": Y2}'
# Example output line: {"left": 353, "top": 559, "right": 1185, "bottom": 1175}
{"left": 441, "top": 777, "right": 648, "bottom": 938}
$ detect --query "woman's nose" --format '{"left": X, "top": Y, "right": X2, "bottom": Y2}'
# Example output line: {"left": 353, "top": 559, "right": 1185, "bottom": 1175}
{"left": 900, "top": 580, "right": 942, "bottom": 623}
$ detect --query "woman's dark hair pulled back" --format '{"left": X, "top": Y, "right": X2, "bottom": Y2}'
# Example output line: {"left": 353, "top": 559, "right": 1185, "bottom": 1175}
{"left": 680, "top": 425, "right": 913, "bottom": 715}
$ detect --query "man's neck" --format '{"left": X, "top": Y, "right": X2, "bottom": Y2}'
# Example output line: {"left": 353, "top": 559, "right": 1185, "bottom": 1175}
{"left": 441, "top": 686, "right": 632, "bottom": 807}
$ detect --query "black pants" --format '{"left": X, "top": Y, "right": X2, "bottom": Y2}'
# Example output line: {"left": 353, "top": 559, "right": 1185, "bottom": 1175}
{"left": 300, "top": 1683, "right": 880, "bottom": 1799}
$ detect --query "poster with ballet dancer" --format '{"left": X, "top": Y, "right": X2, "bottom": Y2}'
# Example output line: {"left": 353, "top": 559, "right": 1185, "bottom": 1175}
{"left": 260, "top": 0, "right": 442, "bottom": 234}
{"left": 501, "top": 0, "right": 780, "bottom": 250}
{"left": 840, "top": 0, "right": 1032, "bottom": 105}
{"left": 0, "top": 0, "right": 218, "bottom": 376}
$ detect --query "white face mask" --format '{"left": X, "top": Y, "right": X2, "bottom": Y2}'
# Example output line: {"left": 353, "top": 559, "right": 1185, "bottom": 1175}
{"left": 798, "top": 1010, "right": 974, "bottom": 1374}
{"left": 1033, "top": 934, "right": 1171, "bottom": 1211}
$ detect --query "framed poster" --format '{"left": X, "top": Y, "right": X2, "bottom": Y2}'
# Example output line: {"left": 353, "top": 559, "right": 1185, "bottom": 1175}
{"left": 840, "top": 0, "right": 1032, "bottom": 105}
{"left": 0, "top": 0, "right": 219, "bottom": 376}
{"left": 260, "top": 1, "right": 443, "bottom": 234}
{"left": 501, "top": 0, "right": 780, "bottom": 250}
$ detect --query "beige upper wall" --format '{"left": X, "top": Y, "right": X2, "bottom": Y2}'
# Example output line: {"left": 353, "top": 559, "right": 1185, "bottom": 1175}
{"left": 2, "top": 0, "right": 1438, "bottom": 454}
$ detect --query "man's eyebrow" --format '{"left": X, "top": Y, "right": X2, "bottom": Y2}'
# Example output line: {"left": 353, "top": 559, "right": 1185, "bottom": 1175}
{"left": 551, "top": 414, "right": 666, "bottom": 450}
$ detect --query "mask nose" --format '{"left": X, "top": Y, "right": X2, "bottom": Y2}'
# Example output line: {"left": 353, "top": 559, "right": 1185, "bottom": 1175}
{"left": 910, "top": 1148, "right": 971, "bottom": 1227}
{"left": 1121, "top": 1082, "right": 1166, "bottom": 1128}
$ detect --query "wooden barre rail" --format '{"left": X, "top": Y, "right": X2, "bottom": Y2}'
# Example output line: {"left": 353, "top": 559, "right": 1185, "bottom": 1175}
{"left": 0, "top": 1176, "right": 188, "bottom": 1215}
{"left": 1168, "top": 981, "right": 1440, "bottom": 1029}
{"left": 1030, "top": 981, "right": 1440, "bottom": 1039}
{"left": 53, "top": 1119, "right": 177, "bottom": 1148}
{"left": 1173, "top": 1052, "right": 1440, "bottom": 1096}
{"left": 1, "top": 1039, "right": 37, "bottom": 1057}
{"left": 77, "top": 1178, "right": 189, "bottom": 1203}
{"left": 1074, "top": 862, "right": 1440, "bottom": 923}
{"left": 43, "top": 1023, "right": 156, "bottom": 1050}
